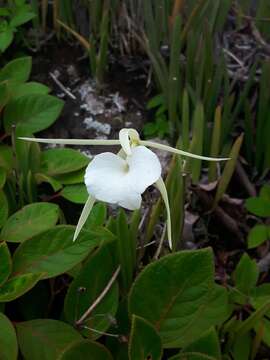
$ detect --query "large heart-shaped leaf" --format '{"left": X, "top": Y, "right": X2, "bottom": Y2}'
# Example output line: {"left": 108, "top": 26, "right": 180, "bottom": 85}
{"left": 129, "top": 315, "right": 163, "bottom": 360}
{"left": 129, "top": 248, "right": 229, "bottom": 348}
{"left": 0, "top": 56, "right": 31, "bottom": 83}
{"left": 0, "top": 29, "right": 13, "bottom": 53}
{"left": 41, "top": 148, "right": 89, "bottom": 176}
{"left": 0, "top": 273, "right": 43, "bottom": 302}
{"left": 59, "top": 340, "right": 113, "bottom": 360}
{"left": 246, "top": 197, "right": 270, "bottom": 217}
{"left": 0, "top": 167, "right": 6, "bottom": 188}
{"left": 61, "top": 184, "right": 88, "bottom": 204}
{"left": 0, "top": 312, "right": 18, "bottom": 360}
{"left": 0, "top": 190, "right": 8, "bottom": 228}
{"left": 10, "top": 11, "right": 36, "bottom": 27}
{"left": 16, "top": 319, "right": 82, "bottom": 360}
{"left": 169, "top": 328, "right": 221, "bottom": 360}
{"left": 12, "top": 81, "right": 50, "bottom": 99}
{"left": 12, "top": 225, "right": 114, "bottom": 279}
{"left": 233, "top": 253, "right": 259, "bottom": 295}
{"left": 0, "top": 145, "right": 13, "bottom": 172}
{"left": 1, "top": 202, "right": 60, "bottom": 243}
{"left": 0, "top": 242, "right": 12, "bottom": 286}
{"left": 84, "top": 203, "right": 107, "bottom": 230}
{"left": 54, "top": 169, "right": 85, "bottom": 185}
{"left": 4, "top": 94, "right": 64, "bottom": 133}
{"left": 64, "top": 245, "right": 119, "bottom": 339}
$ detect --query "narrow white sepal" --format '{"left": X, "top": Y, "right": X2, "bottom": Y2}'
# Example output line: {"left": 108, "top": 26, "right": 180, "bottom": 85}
{"left": 18, "top": 137, "right": 120, "bottom": 146}
{"left": 73, "top": 195, "right": 96, "bottom": 241}
{"left": 155, "top": 177, "right": 172, "bottom": 250}
{"left": 141, "top": 140, "right": 230, "bottom": 162}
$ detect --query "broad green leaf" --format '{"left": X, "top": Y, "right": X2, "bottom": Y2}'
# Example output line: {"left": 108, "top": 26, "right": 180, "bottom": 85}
{"left": 0, "top": 82, "right": 9, "bottom": 110}
{"left": 0, "top": 242, "right": 12, "bottom": 286}
{"left": 246, "top": 197, "right": 270, "bottom": 217}
{"left": 202, "top": 284, "right": 231, "bottom": 329}
{"left": 0, "top": 190, "right": 8, "bottom": 228}
{"left": 180, "top": 328, "right": 221, "bottom": 360}
{"left": 0, "top": 29, "right": 13, "bottom": 52}
{"left": 54, "top": 169, "right": 85, "bottom": 185}
{"left": 61, "top": 184, "right": 88, "bottom": 204}
{"left": 251, "top": 284, "right": 270, "bottom": 310}
{"left": 169, "top": 353, "right": 217, "bottom": 360}
{"left": 12, "top": 225, "right": 114, "bottom": 279}
{"left": 0, "top": 312, "right": 18, "bottom": 360}
{"left": 12, "top": 81, "right": 50, "bottom": 99}
{"left": 0, "top": 57, "right": 31, "bottom": 83}
{"left": 129, "top": 248, "right": 229, "bottom": 348}
{"left": 0, "top": 202, "right": 60, "bottom": 243}
{"left": 59, "top": 340, "right": 113, "bottom": 360}
{"left": 64, "top": 245, "right": 119, "bottom": 340}
{"left": 129, "top": 315, "right": 163, "bottom": 360}
{"left": 147, "top": 94, "right": 165, "bottom": 110}
{"left": 0, "top": 273, "right": 43, "bottom": 302}
{"left": 248, "top": 225, "right": 269, "bottom": 249}
{"left": 0, "top": 145, "right": 13, "bottom": 172}
{"left": 233, "top": 253, "right": 259, "bottom": 295}
{"left": 84, "top": 203, "right": 107, "bottom": 230}
{"left": 35, "top": 173, "right": 62, "bottom": 192}
{"left": 16, "top": 319, "right": 82, "bottom": 360}
{"left": 10, "top": 11, "right": 36, "bottom": 27}
{"left": 0, "top": 167, "right": 6, "bottom": 188}
{"left": 41, "top": 148, "right": 89, "bottom": 176}
{"left": 260, "top": 185, "right": 270, "bottom": 201}
{"left": 4, "top": 94, "right": 64, "bottom": 133}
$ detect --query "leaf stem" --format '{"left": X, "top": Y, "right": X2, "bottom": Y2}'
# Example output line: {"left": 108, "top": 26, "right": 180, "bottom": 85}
{"left": 76, "top": 265, "right": 121, "bottom": 327}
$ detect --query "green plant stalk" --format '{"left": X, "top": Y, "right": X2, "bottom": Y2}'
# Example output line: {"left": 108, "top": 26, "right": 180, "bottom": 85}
{"left": 189, "top": 102, "right": 204, "bottom": 183}
{"left": 181, "top": 89, "right": 189, "bottom": 151}
{"left": 41, "top": 0, "right": 48, "bottom": 31}
{"left": 256, "top": 62, "right": 270, "bottom": 171}
{"left": 168, "top": 14, "right": 182, "bottom": 136}
{"left": 96, "top": 1, "right": 110, "bottom": 85}
{"left": 213, "top": 133, "right": 244, "bottom": 208}
{"left": 251, "top": 321, "right": 265, "bottom": 360}
{"left": 236, "top": 301, "right": 270, "bottom": 338}
{"left": 169, "top": 156, "right": 185, "bottom": 251}
{"left": 208, "top": 106, "right": 221, "bottom": 182}
{"left": 116, "top": 209, "right": 135, "bottom": 293}
{"left": 243, "top": 100, "right": 253, "bottom": 165}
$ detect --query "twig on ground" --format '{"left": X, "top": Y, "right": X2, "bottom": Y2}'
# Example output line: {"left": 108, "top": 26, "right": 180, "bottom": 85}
{"left": 49, "top": 72, "right": 77, "bottom": 100}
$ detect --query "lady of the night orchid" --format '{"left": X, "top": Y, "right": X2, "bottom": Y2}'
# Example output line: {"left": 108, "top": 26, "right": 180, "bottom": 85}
{"left": 20, "top": 128, "right": 228, "bottom": 249}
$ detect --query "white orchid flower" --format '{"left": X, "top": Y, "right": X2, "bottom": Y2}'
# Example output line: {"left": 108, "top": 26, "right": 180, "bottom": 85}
{"left": 20, "top": 128, "right": 228, "bottom": 249}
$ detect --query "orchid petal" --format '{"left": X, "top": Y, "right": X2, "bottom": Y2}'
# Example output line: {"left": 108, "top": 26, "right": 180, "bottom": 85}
{"left": 126, "top": 146, "right": 161, "bottom": 193}
{"left": 84, "top": 146, "right": 161, "bottom": 210}
{"left": 19, "top": 137, "right": 120, "bottom": 146}
{"left": 73, "top": 195, "right": 96, "bottom": 241}
{"left": 155, "top": 177, "right": 172, "bottom": 250}
{"left": 119, "top": 128, "right": 140, "bottom": 155}
{"left": 140, "top": 140, "right": 230, "bottom": 162}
